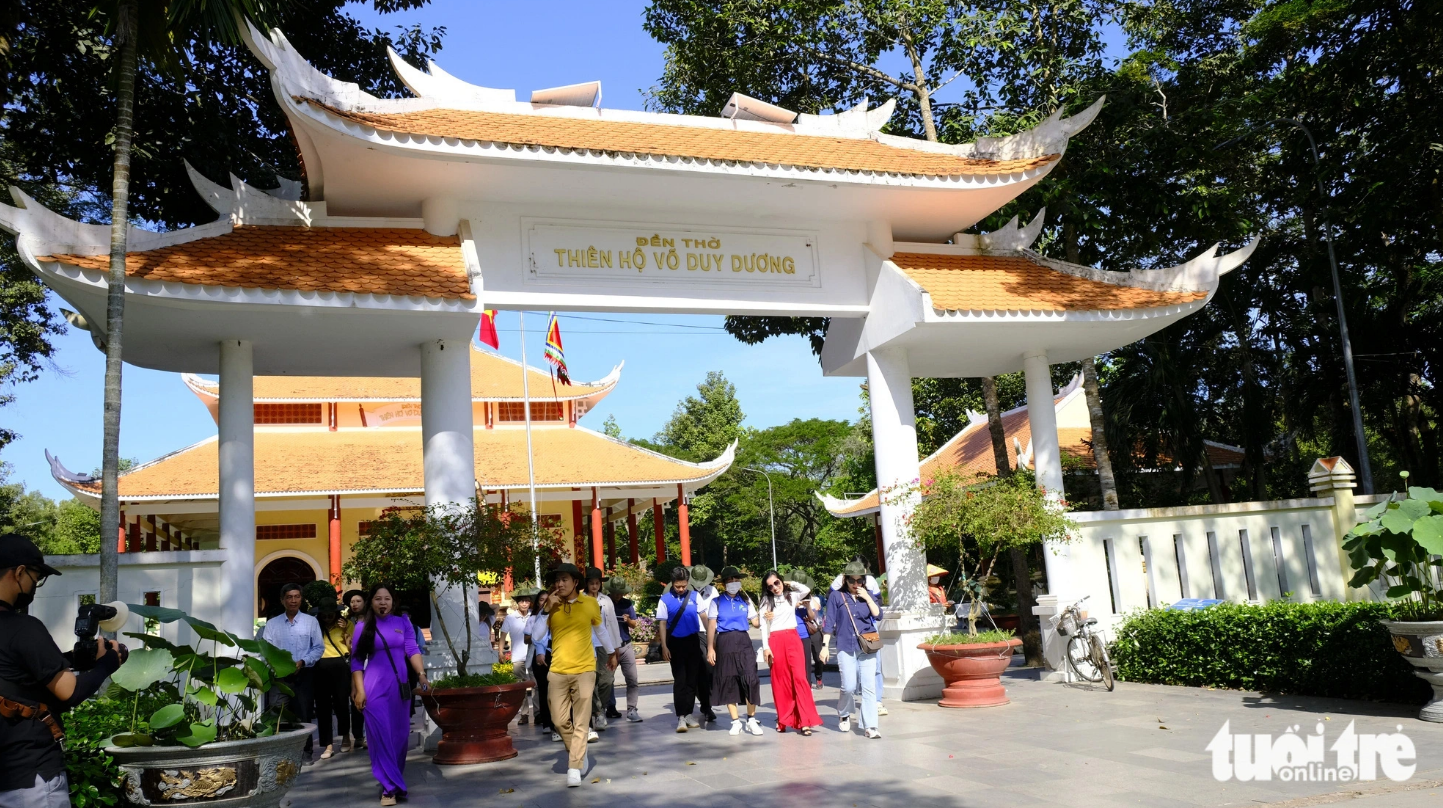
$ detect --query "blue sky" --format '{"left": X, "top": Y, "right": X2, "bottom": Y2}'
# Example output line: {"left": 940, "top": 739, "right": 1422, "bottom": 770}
{"left": 3, "top": 1, "right": 864, "bottom": 501}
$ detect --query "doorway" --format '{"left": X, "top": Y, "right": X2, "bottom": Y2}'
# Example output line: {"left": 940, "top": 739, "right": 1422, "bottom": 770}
{"left": 256, "top": 556, "right": 317, "bottom": 619}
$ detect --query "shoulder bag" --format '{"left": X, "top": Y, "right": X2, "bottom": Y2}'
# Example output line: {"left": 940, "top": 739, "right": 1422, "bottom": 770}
{"left": 325, "top": 622, "right": 350, "bottom": 664}
{"left": 377, "top": 627, "right": 413, "bottom": 702}
{"left": 845, "top": 594, "right": 883, "bottom": 654}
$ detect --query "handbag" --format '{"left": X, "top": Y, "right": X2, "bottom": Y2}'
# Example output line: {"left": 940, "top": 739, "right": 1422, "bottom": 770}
{"left": 325, "top": 623, "right": 350, "bottom": 664}
{"left": 378, "top": 628, "right": 413, "bottom": 702}
{"left": 845, "top": 594, "right": 883, "bottom": 654}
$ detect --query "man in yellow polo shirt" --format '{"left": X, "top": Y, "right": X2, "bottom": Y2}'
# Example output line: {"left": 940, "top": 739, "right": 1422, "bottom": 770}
{"left": 539, "top": 563, "right": 616, "bottom": 787}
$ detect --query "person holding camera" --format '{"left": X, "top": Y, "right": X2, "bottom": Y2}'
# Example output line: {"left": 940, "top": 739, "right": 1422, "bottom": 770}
{"left": 0, "top": 534, "right": 123, "bottom": 808}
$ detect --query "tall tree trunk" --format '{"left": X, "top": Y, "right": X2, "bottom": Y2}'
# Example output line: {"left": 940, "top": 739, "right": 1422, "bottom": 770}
{"left": 981, "top": 377, "right": 1010, "bottom": 477}
{"left": 1081, "top": 358, "right": 1119, "bottom": 510}
{"left": 981, "top": 377, "right": 1039, "bottom": 660}
{"left": 99, "top": 0, "right": 139, "bottom": 607}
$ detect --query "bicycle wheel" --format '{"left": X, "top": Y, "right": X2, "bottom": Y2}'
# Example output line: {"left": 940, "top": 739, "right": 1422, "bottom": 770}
{"left": 1091, "top": 634, "right": 1114, "bottom": 691}
{"left": 1066, "top": 635, "right": 1102, "bottom": 682}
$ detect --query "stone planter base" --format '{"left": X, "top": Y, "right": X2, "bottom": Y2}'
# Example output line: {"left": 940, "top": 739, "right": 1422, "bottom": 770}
{"left": 107, "top": 724, "right": 313, "bottom": 808}
{"left": 919, "top": 639, "right": 1024, "bottom": 708}
{"left": 422, "top": 681, "right": 530, "bottom": 763}
{"left": 1383, "top": 620, "right": 1443, "bottom": 723}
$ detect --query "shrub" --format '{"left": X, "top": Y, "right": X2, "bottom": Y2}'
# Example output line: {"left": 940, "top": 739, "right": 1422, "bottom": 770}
{"left": 924, "top": 629, "right": 1016, "bottom": 645}
{"left": 1110, "top": 601, "right": 1431, "bottom": 704}
{"left": 64, "top": 686, "right": 173, "bottom": 808}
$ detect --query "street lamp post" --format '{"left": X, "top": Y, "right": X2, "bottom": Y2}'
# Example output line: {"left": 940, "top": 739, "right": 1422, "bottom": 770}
{"left": 1218, "top": 119, "right": 1374, "bottom": 494}
{"left": 743, "top": 467, "right": 778, "bottom": 570}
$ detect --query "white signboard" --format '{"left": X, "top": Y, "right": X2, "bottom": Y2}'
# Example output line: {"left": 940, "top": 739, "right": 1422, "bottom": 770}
{"left": 360, "top": 402, "right": 422, "bottom": 427}
{"left": 525, "top": 220, "right": 820, "bottom": 287}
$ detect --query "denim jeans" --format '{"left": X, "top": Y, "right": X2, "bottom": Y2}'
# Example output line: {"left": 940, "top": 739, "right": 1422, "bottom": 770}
{"left": 836, "top": 649, "right": 878, "bottom": 730}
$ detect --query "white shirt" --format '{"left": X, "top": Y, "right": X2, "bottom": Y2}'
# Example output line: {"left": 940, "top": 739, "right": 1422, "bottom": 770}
{"left": 759, "top": 583, "right": 811, "bottom": 651}
{"left": 592, "top": 592, "right": 622, "bottom": 649}
{"left": 500, "top": 612, "right": 529, "bottom": 658}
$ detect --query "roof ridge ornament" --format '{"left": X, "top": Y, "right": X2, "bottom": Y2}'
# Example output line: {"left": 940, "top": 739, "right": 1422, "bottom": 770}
{"left": 873, "top": 96, "right": 1105, "bottom": 161}
{"left": 1127, "top": 237, "right": 1260, "bottom": 291}
{"left": 531, "top": 81, "right": 602, "bottom": 108}
{"left": 795, "top": 97, "right": 897, "bottom": 136}
{"left": 184, "top": 160, "right": 326, "bottom": 225}
{"left": 241, "top": 21, "right": 379, "bottom": 108}
{"left": 387, "top": 47, "right": 518, "bottom": 107}
{"left": 46, "top": 450, "right": 95, "bottom": 485}
{"left": 974, "top": 207, "right": 1046, "bottom": 253}
{"left": 721, "top": 92, "right": 797, "bottom": 123}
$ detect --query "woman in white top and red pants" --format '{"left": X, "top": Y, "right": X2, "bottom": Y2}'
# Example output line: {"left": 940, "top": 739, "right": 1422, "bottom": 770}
{"left": 760, "top": 570, "right": 822, "bottom": 735}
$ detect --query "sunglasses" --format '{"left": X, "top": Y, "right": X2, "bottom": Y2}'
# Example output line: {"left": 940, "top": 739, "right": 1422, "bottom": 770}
{"left": 845, "top": 577, "right": 863, "bottom": 586}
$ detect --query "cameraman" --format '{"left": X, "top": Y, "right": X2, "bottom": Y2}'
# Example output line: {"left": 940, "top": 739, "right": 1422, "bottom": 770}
{"left": 0, "top": 534, "right": 122, "bottom": 808}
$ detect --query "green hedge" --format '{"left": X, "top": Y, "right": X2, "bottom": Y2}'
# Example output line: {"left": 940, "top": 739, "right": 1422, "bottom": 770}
{"left": 1110, "top": 601, "right": 1431, "bottom": 704}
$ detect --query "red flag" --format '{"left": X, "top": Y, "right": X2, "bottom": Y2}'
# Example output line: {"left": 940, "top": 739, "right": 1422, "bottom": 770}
{"left": 478, "top": 310, "right": 499, "bottom": 350}
{"left": 544, "top": 312, "right": 571, "bottom": 385}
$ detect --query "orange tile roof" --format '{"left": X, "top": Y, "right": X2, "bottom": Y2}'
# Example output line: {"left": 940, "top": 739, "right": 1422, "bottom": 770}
{"left": 829, "top": 410, "right": 1248, "bottom": 516}
{"left": 299, "top": 98, "right": 1059, "bottom": 179}
{"left": 89, "top": 427, "right": 719, "bottom": 499}
{"left": 191, "top": 346, "right": 610, "bottom": 402}
{"left": 39, "top": 226, "right": 472, "bottom": 300}
{"left": 890, "top": 253, "right": 1207, "bottom": 312}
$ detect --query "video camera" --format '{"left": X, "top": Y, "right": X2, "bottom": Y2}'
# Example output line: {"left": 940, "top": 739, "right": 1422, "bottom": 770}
{"left": 72, "top": 601, "right": 129, "bottom": 671}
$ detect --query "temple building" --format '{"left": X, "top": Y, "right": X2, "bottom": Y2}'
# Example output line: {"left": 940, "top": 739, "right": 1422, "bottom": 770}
{"left": 46, "top": 345, "right": 730, "bottom": 617}
{"left": 820, "top": 376, "right": 1247, "bottom": 565}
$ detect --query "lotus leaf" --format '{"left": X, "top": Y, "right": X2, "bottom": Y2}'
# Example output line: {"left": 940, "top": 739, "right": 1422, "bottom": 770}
{"left": 149, "top": 703, "right": 186, "bottom": 730}
{"left": 111, "top": 648, "right": 174, "bottom": 692}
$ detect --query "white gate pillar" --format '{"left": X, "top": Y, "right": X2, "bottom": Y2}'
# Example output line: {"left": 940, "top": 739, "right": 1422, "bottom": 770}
{"left": 217, "top": 339, "right": 255, "bottom": 640}
{"left": 1023, "top": 349, "right": 1075, "bottom": 676}
{"left": 865, "top": 347, "right": 946, "bottom": 701}
{"left": 419, "top": 339, "right": 489, "bottom": 676}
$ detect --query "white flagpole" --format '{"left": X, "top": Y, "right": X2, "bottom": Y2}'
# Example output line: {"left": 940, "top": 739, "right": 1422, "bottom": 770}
{"left": 517, "top": 311, "right": 541, "bottom": 583}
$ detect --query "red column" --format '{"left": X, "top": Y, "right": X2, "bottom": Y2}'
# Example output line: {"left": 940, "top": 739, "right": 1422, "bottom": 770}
{"left": 873, "top": 513, "right": 887, "bottom": 574}
{"left": 605, "top": 519, "right": 616, "bottom": 570}
{"left": 677, "top": 483, "right": 691, "bottom": 566}
{"left": 652, "top": 499, "right": 665, "bottom": 563}
{"left": 571, "top": 496, "right": 585, "bottom": 563}
{"left": 329, "top": 495, "right": 343, "bottom": 588}
{"left": 128, "top": 516, "right": 142, "bottom": 553}
{"left": 590, "top": 487, "right": 604, "bottom": 569}
{"left": 627, "top": 499, "right": 639, "bottom": 565}
{"left": 118, "top": 511, "right": 127, "bottom": 553}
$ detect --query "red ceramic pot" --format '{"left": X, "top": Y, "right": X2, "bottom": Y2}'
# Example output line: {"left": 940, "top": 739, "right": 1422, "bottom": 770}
{"left": 422, "top": 681, "right": 530, "bottom": 764}
{"left": 918, "top": 638, "right": 1023, "bottom": 708}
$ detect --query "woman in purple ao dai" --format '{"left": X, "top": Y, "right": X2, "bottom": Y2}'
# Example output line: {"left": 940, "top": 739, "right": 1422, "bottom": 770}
{"left": 351, "top": 585, "right": 430, "bottom": 806}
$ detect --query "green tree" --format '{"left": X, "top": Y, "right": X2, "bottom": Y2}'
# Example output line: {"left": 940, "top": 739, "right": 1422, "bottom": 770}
{"left": 651, "top": 371, "right": 744, "bottom": 461}
{"left": 51, "top": 499, "right": 102, "bottom": 555}
{"left": 601, "top": 414, "right": 623, "bottom": 439}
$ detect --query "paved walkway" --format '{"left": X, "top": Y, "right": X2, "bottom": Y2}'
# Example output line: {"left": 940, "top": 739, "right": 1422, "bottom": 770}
{"left": 286, "top": 668, "right": 1443, "bottom": 808}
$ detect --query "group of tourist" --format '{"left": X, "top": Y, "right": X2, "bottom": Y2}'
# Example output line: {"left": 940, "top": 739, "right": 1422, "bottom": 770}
{"left": 262, "top": 556, "right": 890, "bottom": 798}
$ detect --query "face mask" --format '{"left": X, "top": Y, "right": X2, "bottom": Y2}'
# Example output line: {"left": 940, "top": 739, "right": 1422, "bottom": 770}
{"left": 929, "top": 577, "right": 941, "bottom": 585}
{"left": 11, "top": 588, "right": 34, "bottom": 613}
{"left": 725, "top": 582, "right": 742, "bottom": 595}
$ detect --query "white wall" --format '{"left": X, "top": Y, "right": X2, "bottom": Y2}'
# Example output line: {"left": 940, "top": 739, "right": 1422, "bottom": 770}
{"left": 33, "top": 550, "right": 230, "bottom": 651}
{"left": 1067, "top": 497, "right": 1351, "bottom": 635}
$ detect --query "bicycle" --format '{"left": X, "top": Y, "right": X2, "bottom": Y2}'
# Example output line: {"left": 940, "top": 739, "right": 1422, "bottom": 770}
{"left": 1053, "top": 595, "right": 1114, "bottom": 691}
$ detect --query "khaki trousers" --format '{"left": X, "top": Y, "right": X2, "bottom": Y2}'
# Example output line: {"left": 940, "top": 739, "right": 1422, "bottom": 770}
{"left": 547, "top": 670, "right": 596, "bottom": 770}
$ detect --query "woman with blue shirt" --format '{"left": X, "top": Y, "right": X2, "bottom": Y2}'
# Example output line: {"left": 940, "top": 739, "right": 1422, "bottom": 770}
{"left": 656, "top": 565, "right": 705, "bottom": 732}
{"left": 706, "top": 566, "right": 763, "bottom": 736}
{"left": 823, "top": 560, "right": 882, "bottom": 739}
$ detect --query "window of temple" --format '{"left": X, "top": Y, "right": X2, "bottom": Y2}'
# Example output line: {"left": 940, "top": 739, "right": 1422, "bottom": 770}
{"left": 255, "top": 403, "right": 324, "bottom": 424}
{"left": 497, "top": 401, "right": 564, "bottom": 422}
{"left": 256, "top": 524, "right": 318, "bottom": 540}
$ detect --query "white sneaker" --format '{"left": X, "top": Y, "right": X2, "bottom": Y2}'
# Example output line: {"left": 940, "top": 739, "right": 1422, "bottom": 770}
{"left": 551, "top": 731, "right": 562, "bottom": 742}
{"left": 593, "top": 715, "right": 608, "bottom": 730}
{"left": 745, "top": 717, "right": 763, "bottom": 736}
{"left": 838, "top": 717, "right": 850, "bottom": 733}
{"left": 865, "top": 728, "right": 882, "bottom": 739}
{"left": 627, "top": 708, "right": 642, "bottom": 723}
{"left": 676, "top": 717, "right": 688, "bottom": 733}
{"left": 684, "top": 714, "right": 700, "bottom": 728}
{"left": 729, "top": 719, "right": 743, "bottom": 736}
{"left": 587, "top": 729, "right": 599, "bottom": 743}
{"left": 566, "top": 768, "right": 581, "bottom": 787}
{"left": 877, "top": 705, "right": 889, "bottom": 716}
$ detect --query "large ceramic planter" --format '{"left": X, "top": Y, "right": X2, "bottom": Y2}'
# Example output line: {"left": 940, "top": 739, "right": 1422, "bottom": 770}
{"left": 422, "top": 681, "right": 530, "bottom": 764}
{"left": 1383, "top": 620, "right": 1443, "bottom": 723}
{"left": 919, "top": 638, "right": 1023, "bottom": 708}
{"left": 107, "top": 724, "right": 312, "bottom": 808}
{"left": 632, "top": 641, "right": 651, "bottom": 661}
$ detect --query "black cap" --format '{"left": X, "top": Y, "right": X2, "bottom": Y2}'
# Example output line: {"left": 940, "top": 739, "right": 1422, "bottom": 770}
{"left": 547, "top": 562, "right": 584, "bottom": 584}
{"left": 0, "top": 534, "right": 62, "bottom": 578}
{"left": 585, "top": 566, "right": 604, "bottom": 581}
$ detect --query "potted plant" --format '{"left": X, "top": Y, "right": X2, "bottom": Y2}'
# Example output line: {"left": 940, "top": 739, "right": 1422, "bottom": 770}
{"left": 904, "top": 469, "right": 1075, "bottom": 707}
{"left": 103, "top": 605, "right": 312, "bottom": 808}
{"left": 343, "top": 496, "right": 562, "bottom": 762}
{"left": 1342, "top": 473, "right": 1443, "bottom": 722}
{"left": 630, "top": 615, "right": 658, "bottom": 661}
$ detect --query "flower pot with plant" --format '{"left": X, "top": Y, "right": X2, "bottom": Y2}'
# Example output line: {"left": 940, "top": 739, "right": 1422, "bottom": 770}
{"left": 1343, "top": 473, "right": 1443, "bottom": 722}
{"left": 904, "top": 469, "right": 1075, "bottom": 708}
{"left": 103, "top": 606, "right": 313, "bottom": 808}
{"left": 342, "top": 496, "right": 563, "bottom": 762}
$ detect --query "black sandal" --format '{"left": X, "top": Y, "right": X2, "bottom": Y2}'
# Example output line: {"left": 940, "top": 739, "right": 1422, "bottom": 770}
{"left": 776, "top": 722, "right": 786, "bottom": 733}
{"left": 800, "top": 727, "right": 813, "bottom": 736}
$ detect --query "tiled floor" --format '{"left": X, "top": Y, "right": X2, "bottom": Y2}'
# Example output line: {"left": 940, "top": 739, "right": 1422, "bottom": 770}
{"left": 285, "top": 669, "right": 1443, "bottom": 808}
